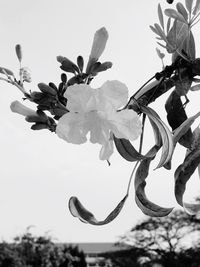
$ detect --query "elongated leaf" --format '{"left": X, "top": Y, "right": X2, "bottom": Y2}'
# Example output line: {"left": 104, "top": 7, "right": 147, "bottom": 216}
{"left": 165, "top": 8, "right": 186, "bottom": 23}
{"left": 158, "top": 4, "right": 164, "bottom": 29}
{"left": 167, "top": 17, "right": 171, "bottom": 33}
{"left": 173, "top": 111, "right": 200, "bottom": 145}
{"left": 68, "top": 195, "right": 128, "bottom": 225}
{"left": 154, "top": 23, "right": 167, "bottom": 42}
{"left": 176, "top": 3, "right": 188, "bottom": 22}
{"left": 185, "top": 0, "right": 194, "bottom": 14}
{"left": 141, "top": 106, "right": 174, "bottom": 168}
{"left": 175, "top": 127, "right": 200, "bottom": 206}
{"left": 0, "top": 67, "right": 14, "bottom": 76}
{"left": 113, "top": 136, "right": 148, "bottom": 162}
{"left": 149, "top": 25, "right": 160, "bottom": 36}
{"left": 165, "top": 90, "right": 193, "bottom": 148}
{"left": 135, "top": 147, "right": 173, "bottom": 217}
{"left": 193, "top": 0, "right": 200, "bottom": 15}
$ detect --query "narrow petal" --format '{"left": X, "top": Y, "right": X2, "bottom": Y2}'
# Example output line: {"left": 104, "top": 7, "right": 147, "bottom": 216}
{"left": 64, "top": 84, "right": 96, "bottom": 112}
{"left": 108, "top": 109, "right": 142, "bottom": 141}
{"left": 56, "top": 112, "right": 88, "bottom": 144}
{"left": 98, "top": 80, "right": 128, "bottom": 110}
{"left": 99, "top": 139, "right": 114, "bottom": 161}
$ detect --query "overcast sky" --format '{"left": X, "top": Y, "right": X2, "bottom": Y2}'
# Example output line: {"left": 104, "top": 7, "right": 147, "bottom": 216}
{"left": 0, "top": 0, "right": 200, "bottom": 243}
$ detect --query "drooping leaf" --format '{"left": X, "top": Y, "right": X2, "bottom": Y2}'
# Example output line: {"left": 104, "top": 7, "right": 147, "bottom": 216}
{"left": 141, "top": 106, "right": 174, "bottom": 169}
{"left": 158, "top": 4, "right": 164, "bottom": 29}
{"left": 175, "top": 127, "right": 200, "bottom": 206}
{"left": 68, "top": 195, "right": 128, "bottom": 225}
{"left": 113, "top": 136, "right": 148, "bottom": 162}
{"left": 135, "top": 146, "right": 173, "bottom": 217}
{"left": 173, "top": 111, "right": 200, "bottom": 145}
{"left": 165, "top": 90, "right": 193, "bottom": 148}
{"left": 176, "top": 3, "right": 188, "bottom": 22}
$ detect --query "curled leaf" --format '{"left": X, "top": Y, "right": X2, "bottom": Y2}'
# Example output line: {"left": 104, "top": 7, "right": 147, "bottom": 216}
{"left": 175, "top": 127, "right": 200, "bottom": 206}
{"left": 141, "top": 106, "right": 174, "bottom": 168}
{"left": 135, "top": 146, "right": 173, "bottom": 217}
{"left": 113, "top": 136, "right": 148, "bottom": 162}
{"left": 68, "top": 195, "right": 128, "bottom": 225}
{"left": 173, "top": 111, "right": 200, "bottom": 145}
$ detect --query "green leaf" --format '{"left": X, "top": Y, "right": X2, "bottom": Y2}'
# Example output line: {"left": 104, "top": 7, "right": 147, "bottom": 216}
{"left": 38, "top": 83, "right": 57, "bottom": 96}
{"left": 158, "top": 4, "right": 164, "bottom": 29}
{"left": 154, "top": 23, "right": 167, "bottom": 42}
{"left": 173, "top": 111, "right": 200, "bottom": 145}
{"left": 0, "top": 67, "right": 14, "bottom": 76}
{"left": 190, "top": 84, "right": 200, "bottom": 91}
{"left": 167, "top": 17, "right": 172, "bottom": 33}
{"left": 141, "top": 106, "right": 174, "bottom": 169}
{"left": 135, "top": 147, "right": 173, "bottom": 217}
{"left": 68, "top": 195, "right": 128, "bottom": 225}
{"left": 175, "top": 127, "right": 200, "bottom": 206}
{"left": 150, "top": 25, "right": 160, "bottom": 36}
{"left": 113, "top": 136, "right": 148, "bottom": 162}
{"left": 176, "top": 3, "right": 188, "bottom": 22}
{"left": 185, "top": 0, "right": 194, "bottom": 14}
{"left": 165, "top": 8, "right": 186, "bottom": 23}
{"left": 193, "top": 0, "right": 200, "bottom": 15}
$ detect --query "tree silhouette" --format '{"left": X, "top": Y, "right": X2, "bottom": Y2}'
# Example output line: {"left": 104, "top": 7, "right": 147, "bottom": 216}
{"left": 117, "top": 209, "right": 200, "bottom": 266}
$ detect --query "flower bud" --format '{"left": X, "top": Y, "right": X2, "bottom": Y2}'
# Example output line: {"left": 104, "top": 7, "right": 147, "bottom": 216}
{"left": 20, "top": 67, "right": 31, "bottom": 83}
{"left": 15, "top": 44, "right": 22, "bottom": 62}
{"left": 10, "top": 101, "right": 37, "bottom": 117}
{"left": 89, "top": 27, "right": 108, "bottom": 61}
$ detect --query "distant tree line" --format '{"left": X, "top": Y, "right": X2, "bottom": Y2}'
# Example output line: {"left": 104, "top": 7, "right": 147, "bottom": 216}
{"left": 0, "top": 229, "right": 86, "bottom": 267}
{"left": 102, "top": 209, "right": 200, "bottom": 267}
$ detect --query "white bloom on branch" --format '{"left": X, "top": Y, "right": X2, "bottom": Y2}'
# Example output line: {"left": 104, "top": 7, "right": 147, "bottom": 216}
{"left": 56, "top": 81, "right": 142, "bottom": 161}
{"left": 10, "top": 100, "right": 37, "bottom": 117}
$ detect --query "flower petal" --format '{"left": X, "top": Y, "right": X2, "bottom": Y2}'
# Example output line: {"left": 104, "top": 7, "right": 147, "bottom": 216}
{"left": 99, "top": 138, "right": 114, "bottom": 161}
{"left": 64, "top": 84, "right": 96, "bottom": 112}
{"left": 98, "top": 80, "right": 128, "bottom": 110}
{"left": 108, "top": 109, "right": 142, "bottom": 141}
{"left": 56, "top": 112, "right": 88, "bottom": 144}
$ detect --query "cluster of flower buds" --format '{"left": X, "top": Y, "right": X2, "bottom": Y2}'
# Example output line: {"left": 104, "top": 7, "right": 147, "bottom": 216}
{"left": 57, "top": 27, "right": 112, "bottom": 86}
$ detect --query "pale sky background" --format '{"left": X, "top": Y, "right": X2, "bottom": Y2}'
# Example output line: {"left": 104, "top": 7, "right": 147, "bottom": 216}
{"left": 0, "top": 0, "right": 200, "bottom": 243}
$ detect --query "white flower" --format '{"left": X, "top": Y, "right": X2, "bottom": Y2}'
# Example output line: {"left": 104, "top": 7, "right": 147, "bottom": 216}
{"left": 10, "top": 100, "right": 37, "bottom": 117}
{"left": 56, "top": 81, "right": 142, "bottom": 161}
